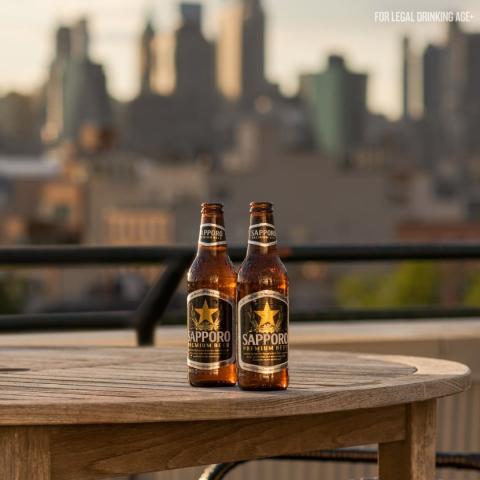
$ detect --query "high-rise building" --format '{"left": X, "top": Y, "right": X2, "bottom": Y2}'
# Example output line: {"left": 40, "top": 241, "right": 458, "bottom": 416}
{"left": 217, "top": 0, "right": 271, "bottom": 108}
{"left": 465, "top": 33, "right": 480, "bottom": 155}
{"left": 422, "top": 44, "right": 442, "bottom": 118}
{"left": 242, "top": 0, "right": 267, "bottom": 106}
{"left": 63, "top": 19, "right": 113, "bottom": 151}
{"left": 174, "top": 3, "right": 215, "bottom": 100}
{"left": 42, "top": 25, "right": 72, "bottom": 144}
{"left": 0, "top": 93, "right": 41, "bottom": 155}
{"left": 139, "top": 16, "right": 156, "bottom": 95}
{"left": 402, "top": 36, "right": 410, "bottom": 120}
{"left": 300, "top": 55, "right": 367, "bottom": 165}
{"left": 422, "top": 43, "right": 443, "bottom": 168}
{"left": 217, "top": 0, "right": 242, "bottom": 102}
{"left": 126, "top": 4, "right": 216, "bottom": 157}
{"left": 56, "top": 25, "right": 72, "bottom": 59}
{"left": 42, "top": 19, "right": 113, "bottom": 152}
{"left": 71, "top": 18, "right": 89, "bottom": 60}
{"left": 440, "top": 21, "right": 468, "bottom": 158}
{"left": 401, "top": 36, "right": 422, "bottom": 120}
{"left": 422, "top": 22, "right": 480, "bottom": 160}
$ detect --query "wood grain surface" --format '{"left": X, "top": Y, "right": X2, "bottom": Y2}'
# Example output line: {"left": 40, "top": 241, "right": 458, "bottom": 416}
{"left": 0, "top": 347, "right": 470, "bottom": 425}
{"left": 50, "top": 405, "right": 406, "bottom": 479}
{"left": 0, "top": 426, "right": 50, "bottom": 479}
{"left": 379, "top": 400, "right": 437, "bottom": 480}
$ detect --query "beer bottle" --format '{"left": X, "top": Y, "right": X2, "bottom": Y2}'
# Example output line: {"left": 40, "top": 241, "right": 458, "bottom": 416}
{"left": 237, "top": 201, "right": 289, "bottom": 390}
{"left": 187, "top": 203, "right": 237, "bottom": 387}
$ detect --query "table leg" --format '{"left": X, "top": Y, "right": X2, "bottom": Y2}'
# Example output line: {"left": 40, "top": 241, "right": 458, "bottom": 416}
{"left": 0, "top": 426, "right": 51, "bottom": 479}
{"left": 378, "top": 400, "right": 436, "bottom": 480}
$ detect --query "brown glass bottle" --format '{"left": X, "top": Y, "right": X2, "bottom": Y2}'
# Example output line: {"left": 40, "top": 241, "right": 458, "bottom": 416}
{"left": 187, "top": 203, "right": 237, "bottom": 387}
{"left": 237, "top": 202, "right": 289, "bottom": 390}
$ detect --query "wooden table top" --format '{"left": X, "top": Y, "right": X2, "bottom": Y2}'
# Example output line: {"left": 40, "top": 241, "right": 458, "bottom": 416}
{"left": 0, "top": 347, "right": 470, "bottom": 426}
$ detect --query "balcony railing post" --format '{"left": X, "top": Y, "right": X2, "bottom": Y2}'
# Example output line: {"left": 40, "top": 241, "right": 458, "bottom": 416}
{"left": 134, "top": 256, "right": 193, "bottom": 346}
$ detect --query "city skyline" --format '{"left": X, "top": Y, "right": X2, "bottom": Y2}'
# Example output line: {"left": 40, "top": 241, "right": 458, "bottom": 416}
{"left": 2, "top": 0, "right": 480, "bottom": 119}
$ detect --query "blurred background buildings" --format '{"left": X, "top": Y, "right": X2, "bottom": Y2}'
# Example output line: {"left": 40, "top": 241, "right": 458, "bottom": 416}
{"left": 1, "top": 0, "right": 480, "bottom": 316}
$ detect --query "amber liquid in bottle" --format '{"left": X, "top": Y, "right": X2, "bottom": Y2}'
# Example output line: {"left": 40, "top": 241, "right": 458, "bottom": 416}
{"left": 187, "top": 203, "right": 237, "bottom": 387}
{"left": 237, "top": 202, "right": 289, "bottom": 390}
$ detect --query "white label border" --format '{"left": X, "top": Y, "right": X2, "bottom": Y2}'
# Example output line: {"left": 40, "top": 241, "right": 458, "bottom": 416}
{"left": 199, "top": 223, "right": 227, "bottom": 247}
{"left": 187, "top": 288, "right": 235, "bottom": 370}
{"left": 237, "top": 289, "right": 288, "bottom": 374}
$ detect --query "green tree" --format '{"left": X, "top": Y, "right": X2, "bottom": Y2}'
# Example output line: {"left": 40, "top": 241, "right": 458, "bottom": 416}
{"left": 463, "top": 271, "right": 480, "bottom": 307}
{"left": 0, "top": 274, "right": 27, "bottom": 314}
{"left": 336, "top": 262, "right": 441, "bottom": 308}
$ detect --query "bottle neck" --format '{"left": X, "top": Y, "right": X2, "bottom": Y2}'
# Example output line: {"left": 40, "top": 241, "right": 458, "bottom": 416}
{"left": 246, "top": 211, "right": 278, "bottom": 256}
{"left": 197, "top": 212, "right": 227, "bottom": 255}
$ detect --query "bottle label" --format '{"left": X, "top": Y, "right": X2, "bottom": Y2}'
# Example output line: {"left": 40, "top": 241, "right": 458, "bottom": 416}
{"left": 187, "top": 289, "right": 235, "bottom": 369}
{"left": 199, "top": 223, "right": 227, "bottom": 246}
{"left": 248, "top": 223, "right": 277, "bottom": 247}
{"left": 238, "top": 290, "right": 288, "bottom": 374}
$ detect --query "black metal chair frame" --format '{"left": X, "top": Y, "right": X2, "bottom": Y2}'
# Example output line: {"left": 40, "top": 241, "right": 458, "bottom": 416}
{"left": 198, "top": 449, "right": 480, "bottom": 480}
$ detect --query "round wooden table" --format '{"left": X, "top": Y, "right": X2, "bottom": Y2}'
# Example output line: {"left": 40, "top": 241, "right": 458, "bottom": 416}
{"left": 0, "top": 347, "right": 470, "bottom": 480}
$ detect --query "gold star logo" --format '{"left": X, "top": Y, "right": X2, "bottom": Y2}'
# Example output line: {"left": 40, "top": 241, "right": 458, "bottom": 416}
{"left": 194, "top": 300, "right": 220, "bottom": 331}
{"left": 254, "top": 301, "right": 280, "bottom": 333}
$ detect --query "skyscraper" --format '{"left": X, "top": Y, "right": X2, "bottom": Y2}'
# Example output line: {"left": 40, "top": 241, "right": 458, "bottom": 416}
{"left": 0, "top": 92, "right": 41, "bottom": 155}
{"left": 42, "top": 25, "right": 72, "bottom": 144}
{"left": 422, "top": 43, "right": 443, "bottom": 168}
{"left": 217, "top": 0, "right": 270, "bottom": 108}
{"left": 139, "top": 15, "right": 156, "bottom": 95}
{"left": 125, "top": 3, "right": 216, "bottom": 157}
{"left": 422, "top": 44, "right": 442, "bottom": 118}
{"left": 55, "top": 26, "right": 72, "bottom": 60}
{"left": 422, "top": 21, "right": 480, "bottom": 161}
{"left": 174, "top": 3, "right": 215, "bottom": 100}
{"left": 43, "top": 18, "right": 113, "bottom": 152}
{"left": 402, "top": 36, "right": 410, "bottom": 120}
{"left": 465, "top": 33, "right": 480, "bottom": 155}
{"left": 440, "top": 21, "right": 468, "bottom": 158}
{"left": 242, "top": 0, "right": 267, "bottom": 106}
{"left": 71, "top": 18, "right": 89, "bottom": 60}
{"left": 300, "top": 55, "right": 367, "bottom": 165}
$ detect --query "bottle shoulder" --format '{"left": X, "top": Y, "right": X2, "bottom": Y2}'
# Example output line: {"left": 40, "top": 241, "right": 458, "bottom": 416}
{"left": 237, "top": 254, "right": 288, "bottom": 284}
{"left": 187, "top": 253, "right": 237, "bottom": 283}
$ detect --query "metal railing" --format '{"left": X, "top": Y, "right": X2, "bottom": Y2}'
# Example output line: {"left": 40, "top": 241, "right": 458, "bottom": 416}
{"left": 1, "top": 243, "right": 480, "bottom": 345}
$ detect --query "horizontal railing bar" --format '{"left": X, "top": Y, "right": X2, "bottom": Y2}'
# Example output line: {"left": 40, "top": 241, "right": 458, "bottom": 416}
{"left": 294, "top": 307, "right": 480, "bottom": 321}
{"left": 0, "top": 246, "right": 195, "bottom": 267}
{"left": 1, "top": 244, "right": 480, "bottom": 267}
{"left": 1, "top": 307, "right": 479, "bottom": 333}
{"left": 0, "top": 312, "right": 132, "bottom": 333}
{"left": 278, "top": 244, "right": 480, "bottom": 262}
{"left": 1, "top": 244, "right": 480, "bottom": 335}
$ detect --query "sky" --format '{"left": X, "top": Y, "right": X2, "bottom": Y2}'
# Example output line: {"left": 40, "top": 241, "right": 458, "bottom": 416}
{"left": 1, "top": 0, "right": 480, "bottom": 119}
